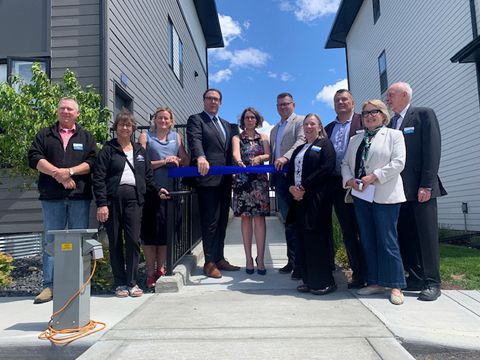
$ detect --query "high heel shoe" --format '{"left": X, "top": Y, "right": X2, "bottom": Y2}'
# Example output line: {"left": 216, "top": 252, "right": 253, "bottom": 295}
{"left": 246, "top": 257, "right": 254, "bottom": 275}
{"left": 255, "top": 257, "right": 266, "bottom": 276}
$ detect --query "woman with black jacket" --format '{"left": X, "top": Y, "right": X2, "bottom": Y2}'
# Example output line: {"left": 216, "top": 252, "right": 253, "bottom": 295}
{"left": 93, "top": 110, "right": 168, "bottom": 297}
{"left": 287, "top": 113, "right": 336, "bottom": 295}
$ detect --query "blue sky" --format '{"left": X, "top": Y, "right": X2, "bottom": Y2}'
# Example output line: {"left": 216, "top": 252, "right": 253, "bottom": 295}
{"left": 208, "top": 0, "right": 346, "bottom": 134}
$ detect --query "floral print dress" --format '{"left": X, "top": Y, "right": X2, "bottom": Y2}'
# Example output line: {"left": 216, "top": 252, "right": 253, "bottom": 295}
{"left": 232, "top": 131, "right": 270, "bottom": 216}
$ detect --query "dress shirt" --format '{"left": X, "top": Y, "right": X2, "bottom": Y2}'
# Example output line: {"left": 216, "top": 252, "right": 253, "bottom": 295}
{"left": 59, "top": 124, "right": 76, "bottom": 150}
{"left": 294, "top": 143, "right": 309, "bottom": 186}
{"left": 274, "top": 113, "right": 295, "bottom": 160}
{"left": 394, "top": 104, "right": 410, "bottom": 130}
{"left": 329, "top": 116, "right": 352, "bottom": 175}
{"left": 204, "top": 111, "right": 226, "bottom": 140}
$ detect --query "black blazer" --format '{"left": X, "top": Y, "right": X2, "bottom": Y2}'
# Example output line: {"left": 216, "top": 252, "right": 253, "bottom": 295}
{"left": 186, "top": 111, "right": 237, "bottom": 187}
{"left": 286, "top": 137, "right": 336, "bottom": 230}
{"left": 325, "top": 112, "right": 363, "bottom": 139}
{"left": 395, "top": 106, "right": 447, "bottom": 201}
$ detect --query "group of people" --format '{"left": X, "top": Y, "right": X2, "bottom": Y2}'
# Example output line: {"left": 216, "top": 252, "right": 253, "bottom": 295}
{"left": 29, "top": 80, "right": 445, "bottom": 306}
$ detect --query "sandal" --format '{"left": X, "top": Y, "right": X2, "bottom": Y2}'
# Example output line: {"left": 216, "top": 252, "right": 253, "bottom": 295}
{"left": 115, "top": 285, "right": 129, "bottom": 298}
{"left": 128, "top": 284, "right": 144, "bottom": 297}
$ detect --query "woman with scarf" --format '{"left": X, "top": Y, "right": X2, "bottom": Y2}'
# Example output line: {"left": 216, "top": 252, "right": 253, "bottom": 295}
{"left": 341, "top": 99, "right": 407, "bottom": 305}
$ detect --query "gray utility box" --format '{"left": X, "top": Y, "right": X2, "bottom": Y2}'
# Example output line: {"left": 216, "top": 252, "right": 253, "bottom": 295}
{"left": 48, "top": 229, "right": 102, "bottom": 331}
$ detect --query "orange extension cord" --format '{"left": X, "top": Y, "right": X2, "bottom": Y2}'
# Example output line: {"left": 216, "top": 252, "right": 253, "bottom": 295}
{"left": 38, "top": 260, "right": 107, "bottom": 345}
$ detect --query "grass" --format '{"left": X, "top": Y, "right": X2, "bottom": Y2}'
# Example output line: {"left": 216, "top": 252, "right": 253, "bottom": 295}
{"left": 440, "top": 244, "right": 480, "bottom": 290}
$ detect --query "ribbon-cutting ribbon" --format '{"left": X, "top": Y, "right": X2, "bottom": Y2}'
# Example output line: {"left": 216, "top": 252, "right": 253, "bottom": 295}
{"left": 168, "top": 165, "right": 288, "bottom": 178}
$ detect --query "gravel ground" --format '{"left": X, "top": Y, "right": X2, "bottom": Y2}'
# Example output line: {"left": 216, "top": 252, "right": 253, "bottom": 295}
{"left": 0, "top": 255, "right": 149, "bottom": 297}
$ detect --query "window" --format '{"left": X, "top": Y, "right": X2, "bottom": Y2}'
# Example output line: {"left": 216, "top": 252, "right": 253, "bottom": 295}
{"left": 0, "top": 63, "right": 6, "bottom": 83}
{"left": 1, "top": 57, "right": 49, "bottom": 89}
{"left": 373, "top": 0, "right": 380, "bottom": 24}
{"left": 169, "top": 18, "right": 183, "bottom": 84}
{"left": 378, "top": 50, "right": 388, "bottom": 93}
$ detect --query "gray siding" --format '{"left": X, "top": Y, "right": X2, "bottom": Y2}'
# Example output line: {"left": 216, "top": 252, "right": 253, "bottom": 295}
{"left": 0, "top": 173, "right": 43, "bottom": 234}
{"left": 346, "top": 0, "right": 480, "bottom": 230}
{"left": 106, "top": 0, "right": 207, "bottom": 126}
{"left": 50, "top": 0, "right": 101, "bottom": 90}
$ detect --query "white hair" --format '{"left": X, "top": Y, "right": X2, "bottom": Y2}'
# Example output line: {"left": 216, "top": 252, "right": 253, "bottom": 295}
{"left": 393, "top": 82, "right": 413, "bottom": 101}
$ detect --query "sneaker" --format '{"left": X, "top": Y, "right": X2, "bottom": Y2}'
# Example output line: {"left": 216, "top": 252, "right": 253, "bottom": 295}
{"left": 128, "top": 284, "right": 144, "bottom": 297}
{"left": 33, "top": 287, "right": 53, "bottom": 304}
{"left": 357, "top": 285, "right": 386, "bottom": 295}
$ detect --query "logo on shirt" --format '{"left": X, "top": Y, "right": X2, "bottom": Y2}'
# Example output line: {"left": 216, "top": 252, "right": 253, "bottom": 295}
{"left": 72, "top": 143, "right": 84, "bottom": 151}
{"left": 136, "top": 154, "right": 145, "bottom": 162}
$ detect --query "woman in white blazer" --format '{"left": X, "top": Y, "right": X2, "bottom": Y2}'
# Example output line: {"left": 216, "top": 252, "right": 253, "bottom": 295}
{"left": 341, "top": 99, "right": 407, "bottom": 305}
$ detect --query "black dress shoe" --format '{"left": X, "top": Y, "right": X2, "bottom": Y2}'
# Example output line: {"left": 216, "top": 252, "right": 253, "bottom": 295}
{"left": 347, "top": 279, "right": 366, "bottom": 289}
{"left": 310, "top": 284, "right": 337, "bottom": 295}
{"left": 279, "top": 263, "right": 293, "bottom": 274}
{"left": 245, "top": 268, "right": 254, "bottom": 275}
{"left": 291, "top": 268, "right": 302, "bottom": 280}
{"left": 296, "top": 284, "right": 310, "bottom": 293}
{"left": 418, "top": 285, "right": 441, "bottom": 301}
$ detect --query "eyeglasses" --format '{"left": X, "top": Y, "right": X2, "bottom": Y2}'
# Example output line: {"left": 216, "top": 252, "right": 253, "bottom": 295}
{"left": 204, "top": 96, "right": 221, "bottom": 102}
{"left": 276, "top": 102, "right": 293, "bottom": 107}
{"left": 118, "top": 123, "right": 133, "bottom": 128}
{"left": 361, "top": 109, "right": 382, "bottom": 117}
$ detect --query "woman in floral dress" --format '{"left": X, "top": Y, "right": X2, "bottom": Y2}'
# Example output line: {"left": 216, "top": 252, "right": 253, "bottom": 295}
{"left": 232, "top": 107, "right": 270, "bottom": 275}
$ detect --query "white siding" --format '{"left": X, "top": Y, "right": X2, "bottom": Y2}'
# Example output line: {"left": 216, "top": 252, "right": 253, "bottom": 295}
{"left": 179, "top": 0, "right": 207, "bottom": 71}
{"left": 346, "top": 0, "right": 480, "bottom": 230}
{"left": 106, "top": 0, "right": 208, "bottom": 127}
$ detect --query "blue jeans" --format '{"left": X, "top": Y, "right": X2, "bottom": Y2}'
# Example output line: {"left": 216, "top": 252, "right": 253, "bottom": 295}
{"left": 353, "top": 199, "right": 406, "bottom": 289}
{"left": 41, "top": 199, "right": 91, "bottom": 288}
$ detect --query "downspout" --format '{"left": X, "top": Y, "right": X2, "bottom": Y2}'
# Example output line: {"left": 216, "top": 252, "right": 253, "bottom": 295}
{"left": 99, "top": 0, "right": 108, "bottom": 110}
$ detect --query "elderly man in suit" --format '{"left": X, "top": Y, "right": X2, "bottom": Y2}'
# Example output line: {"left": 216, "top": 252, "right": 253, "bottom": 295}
{"left": 186, "top": 88, "right": 240, "bottom": 278}
{"left": 324, "top": 89, "right": 366, "bottom": 289}
{"left": 386, "top": 82, "right": 447, "bottom": 301}
{"left": 270, "top": 92, "right": 305, "bottom": 278}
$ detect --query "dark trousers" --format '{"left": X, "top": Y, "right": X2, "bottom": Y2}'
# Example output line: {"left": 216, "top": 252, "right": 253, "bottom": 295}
{"left": 328, "top": 176, "right": 366, "bottom": 281}
{"left": 271, "top": 173, "right": 300, "bottom": 268}
{"left": 197, "top": 183, "right": 231, "bottom": 263}
{"left": 398, "top": 198, "right": 441, "bottom": 286}
{"left": 106, "top": 185, "right": 142, "bottom": 287}
{"left": 298, "top": 222, "right": 335, "bottom": 290}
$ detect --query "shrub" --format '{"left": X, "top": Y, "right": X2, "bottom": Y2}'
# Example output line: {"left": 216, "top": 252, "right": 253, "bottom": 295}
{"left": 0, "top": 252, "right": 14, "bottom": 288}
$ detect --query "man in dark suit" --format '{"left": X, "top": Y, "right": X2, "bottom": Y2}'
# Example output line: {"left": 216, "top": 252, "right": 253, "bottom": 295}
{"left": 386, "top": 82, "right": 447, "bottom": 301}
{"left": 324, "top": 89, "right": 366, "bottom": 288}
{"left": 186, "top": 88, "right": 240, "bottom": 278}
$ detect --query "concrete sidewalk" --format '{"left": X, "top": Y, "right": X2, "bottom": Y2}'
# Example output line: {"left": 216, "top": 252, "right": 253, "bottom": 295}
{"left": 1, "top": 216, "right": 480, "bottom": 359}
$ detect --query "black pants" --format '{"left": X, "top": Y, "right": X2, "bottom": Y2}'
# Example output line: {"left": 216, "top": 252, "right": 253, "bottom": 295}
{"left": 397, "top": 198, "right": 441, "bottom": 286}
{"left": 328, "top": 176, "right": 366, "bottom": 282}
{"left": 298, "top": 222, "right": 335, "bottom": 290}
{"left": 106, "top": 185, "right": 142, "bottom": 287}
{"left": 197, "top": 183, "right": 231, "bottom": 263}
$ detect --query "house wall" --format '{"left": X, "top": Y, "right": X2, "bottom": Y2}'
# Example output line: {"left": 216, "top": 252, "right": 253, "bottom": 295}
{"left": 346, "top": 0, "right": 480, "bottom": 230}
{"left": 50, "top": 0, "right": 101, "bottom": 89}
{"left": 106, "top": 0, "right": 208, "bottom": 126}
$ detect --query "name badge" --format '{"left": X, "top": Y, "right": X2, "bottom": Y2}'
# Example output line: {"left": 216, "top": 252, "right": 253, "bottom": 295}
{"left": 311, "top": 146, "right": 322, "bottom": 152}
{"left": 72, "top": 143, "right": 84, "bottom": 151}
{"left": 404, "top": 127, "right": 414, "bottom": 134}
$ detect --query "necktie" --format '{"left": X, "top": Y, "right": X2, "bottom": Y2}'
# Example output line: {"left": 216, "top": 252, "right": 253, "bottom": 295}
{"left": 212, "top": 116, "right": 226, "bottom": 143}
{"left": 390, "top": 113, "right": 400, "bottom": 129}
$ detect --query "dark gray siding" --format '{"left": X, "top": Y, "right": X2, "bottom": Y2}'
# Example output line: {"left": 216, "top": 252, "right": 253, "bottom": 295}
{"left": 106, "top": 0, "right": 208, "bottom": 126}
{"left": 0, "top": 173, "right": 43, "bottom": 234}
{"left": 50, "top": 0, "right": 101, "bottom": 90}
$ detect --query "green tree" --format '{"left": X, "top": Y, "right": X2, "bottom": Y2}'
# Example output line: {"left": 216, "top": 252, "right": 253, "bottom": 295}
{"left": 0, "top": 63, "right": 110, "bottom": 180}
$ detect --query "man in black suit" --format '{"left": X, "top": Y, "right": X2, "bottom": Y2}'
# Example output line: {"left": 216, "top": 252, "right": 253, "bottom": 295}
{"left": 186, "top": 88, "right": 240, "bottom": 278}
{"left": 324, "top": 89, "right": 366, "bottom": 288}
{"left": 386, "top": 82, "right": 447, "bottom": 301}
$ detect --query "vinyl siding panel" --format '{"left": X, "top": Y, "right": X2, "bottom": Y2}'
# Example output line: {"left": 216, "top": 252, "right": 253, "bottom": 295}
{"left": 50, "top": 0, "right": 101, "bottom": 90}
{"left": 106, "top": 0, "right": 207, "bottom": 127}
{"left": 346, "top": 0, "right": 480, "bottom": 230}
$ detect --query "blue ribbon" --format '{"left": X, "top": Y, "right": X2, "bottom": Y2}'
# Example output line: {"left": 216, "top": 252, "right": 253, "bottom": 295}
{"left": 168, "top": 165, "right": 287, "bottom": 178}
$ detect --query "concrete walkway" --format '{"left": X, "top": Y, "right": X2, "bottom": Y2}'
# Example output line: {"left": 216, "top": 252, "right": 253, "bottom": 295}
{"left": 1, "top": 217, "right": 479, "bottom": 359}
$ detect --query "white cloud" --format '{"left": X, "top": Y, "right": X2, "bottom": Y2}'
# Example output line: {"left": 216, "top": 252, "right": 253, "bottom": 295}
{"left": 218, "top": 14, "right": 242, "bottom": 46}
{"left": 268, "top": 71, "right": 278, "bottom": 78}
{"left": 280, "top": 72, "right": 294, "bottom": 82}
{"left": 230, "top": 48, "right": 270, "bottom": 68}
{"left": 314, "top": 78, "right": 348, "bottom": 108}
{"left": 257, "top": 120, "right": 274, "bottom": 137}
{"left": 243, "top": 20, "right": 251, "bottom": 30}
{"left": 210, "top": 69, "right": 233, "bottom": 83}
{"left": 279, "top": 0, "right": 340, "bottom": 22}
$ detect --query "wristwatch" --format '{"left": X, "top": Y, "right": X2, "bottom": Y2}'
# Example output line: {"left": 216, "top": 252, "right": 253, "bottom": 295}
{"left": 68, "top": 168, "right": 75, "bottom": 176}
